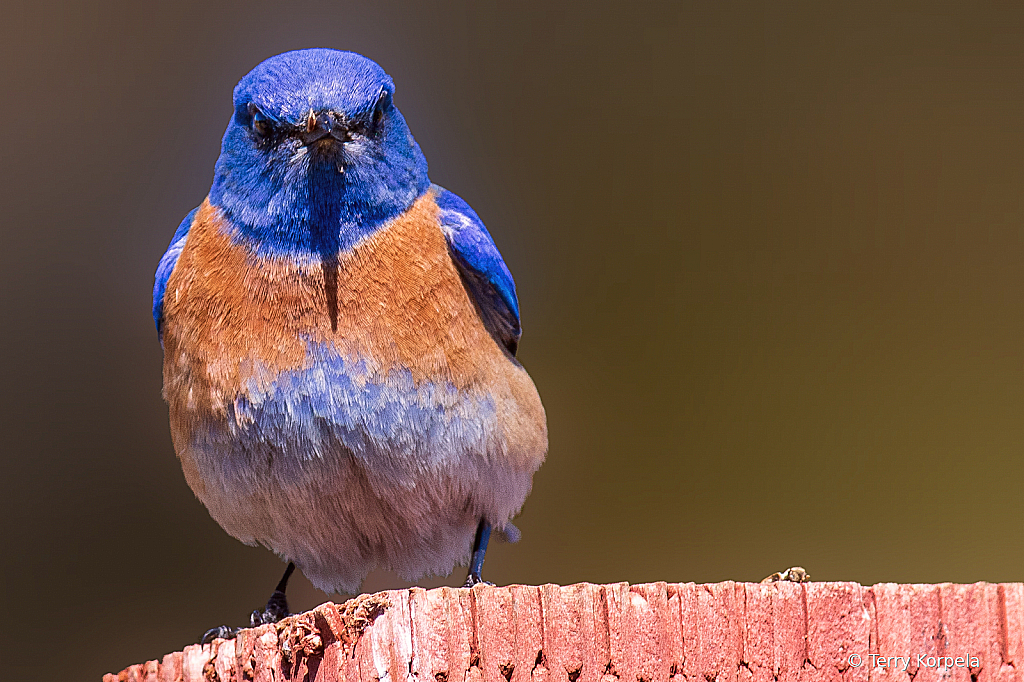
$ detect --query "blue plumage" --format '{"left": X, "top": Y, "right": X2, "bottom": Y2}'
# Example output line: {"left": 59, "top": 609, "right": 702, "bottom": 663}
{"left": 435, "top": 186, "right": 522, "bottom": 354}
{"left": 153, "top": 206, "right": 197, "bottom": 335}
{"left": 153, "top": 49, "right": 547, "bottom": 602}
{"left": 209, "top": 49, "right": 430, "bottom": 257}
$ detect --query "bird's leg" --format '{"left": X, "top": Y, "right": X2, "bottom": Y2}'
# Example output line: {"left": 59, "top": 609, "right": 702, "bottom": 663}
{"left": 200, "top": 562, "right": 296, "bottom": 644}
{"left": 251, "top": 562, "right": 296, "bottom": 625}
{"left": 463, "top": 519, "right": 494, "bottom": 587}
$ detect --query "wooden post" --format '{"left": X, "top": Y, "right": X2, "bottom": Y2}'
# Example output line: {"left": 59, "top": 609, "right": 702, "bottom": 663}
{"left": 104, "top": 581, "right": 1024, "bottom": 682}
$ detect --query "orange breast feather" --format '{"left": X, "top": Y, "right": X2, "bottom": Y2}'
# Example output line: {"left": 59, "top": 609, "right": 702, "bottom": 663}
{"left": 161, "top": 190, "right": 516, "bottom": 416}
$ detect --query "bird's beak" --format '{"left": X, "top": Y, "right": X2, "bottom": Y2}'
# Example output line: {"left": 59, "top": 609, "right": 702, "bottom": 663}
{"left": 299, "top": 109, "right": 351, "bottom": 146}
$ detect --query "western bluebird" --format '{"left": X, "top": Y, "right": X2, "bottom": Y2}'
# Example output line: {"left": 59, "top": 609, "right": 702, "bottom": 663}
{"left": 152, "top": 49, "right": 547, "bottom": 632}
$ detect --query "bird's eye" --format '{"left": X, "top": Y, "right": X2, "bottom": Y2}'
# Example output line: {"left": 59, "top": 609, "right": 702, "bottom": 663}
{"left": 248, "top": 103, "right": 273, "bottom": 139}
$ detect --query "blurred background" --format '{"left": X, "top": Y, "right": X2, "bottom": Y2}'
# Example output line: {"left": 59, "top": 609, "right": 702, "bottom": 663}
{"left": 2, "top": 0, "right": 1023, "bottom": 678}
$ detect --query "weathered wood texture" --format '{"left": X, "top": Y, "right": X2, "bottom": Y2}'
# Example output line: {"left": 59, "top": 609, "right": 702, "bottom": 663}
{"left": 105, "top": 581, "right": 1024, "bottom": 682}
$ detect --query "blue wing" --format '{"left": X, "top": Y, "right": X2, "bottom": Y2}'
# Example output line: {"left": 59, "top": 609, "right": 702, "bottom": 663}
{"left": 434, "top": 186, "right": 522, "bottom": 355}
{"left": 153, "top": 207, "right": 199, "bottom": 338}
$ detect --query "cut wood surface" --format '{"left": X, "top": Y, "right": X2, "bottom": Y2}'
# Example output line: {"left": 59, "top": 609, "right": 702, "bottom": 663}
{"left": 104, "top": 581, "right": 1024, "bottom": 682}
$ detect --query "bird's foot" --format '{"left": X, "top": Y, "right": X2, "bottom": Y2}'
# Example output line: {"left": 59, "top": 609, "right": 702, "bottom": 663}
{"left": 462, "top": 519, "right": 495, "bottom": 587}
{"left": 199, "top": 562, "right": 296, "bottom": 644}
{"left": 463, "top": 573, "right": 495, "bottom": 588}
{"left": 201, "top": 625, "right": 240, "bottom": 644}
{"left": 199, "top": 589, "right": 292, "bottom": 644}
{"left": 250, "top": 588, "right": 291, "bottom": 626}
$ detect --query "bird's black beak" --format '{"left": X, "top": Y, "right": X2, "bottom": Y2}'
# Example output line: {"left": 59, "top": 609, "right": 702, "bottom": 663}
{"left": 299, "top": 110, "right": 351, "bottom": 146}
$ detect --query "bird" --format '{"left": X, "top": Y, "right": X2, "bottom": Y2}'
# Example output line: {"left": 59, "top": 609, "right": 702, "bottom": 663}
{"left": 152, "top": 49, "right": 548, "bottom": 633}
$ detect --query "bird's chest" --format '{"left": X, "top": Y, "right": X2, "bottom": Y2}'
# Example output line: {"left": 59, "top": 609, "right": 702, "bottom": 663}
{"left": 160, "top": 193, "right": 499, "bottom": 424}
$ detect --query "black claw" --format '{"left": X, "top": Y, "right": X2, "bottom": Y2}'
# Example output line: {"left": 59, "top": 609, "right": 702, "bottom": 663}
{"left": 251, "top": 562, "right": 295, "bottom": 625}
{"left": 201, "top": 625, "right": 240, "bottom": 644}
{"left": 250, "top": 589, "right": 290, "bottom": 626}
{"left": 198, "top": 562, "right": 297, "bottom": 643}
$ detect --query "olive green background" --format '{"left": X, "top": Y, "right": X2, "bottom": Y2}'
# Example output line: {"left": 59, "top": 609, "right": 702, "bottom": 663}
{"left": 2, "top": 1, "right": 1023, "bottom": 679}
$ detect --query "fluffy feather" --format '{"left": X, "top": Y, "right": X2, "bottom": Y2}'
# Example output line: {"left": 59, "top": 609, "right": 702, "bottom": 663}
{"left": 153, "top": 50, "right": 547, "bottom": 592}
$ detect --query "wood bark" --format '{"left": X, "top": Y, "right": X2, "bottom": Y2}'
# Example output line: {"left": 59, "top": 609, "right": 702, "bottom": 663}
{"left": 104, "top": 581, "right": 1024, "bottom": 682}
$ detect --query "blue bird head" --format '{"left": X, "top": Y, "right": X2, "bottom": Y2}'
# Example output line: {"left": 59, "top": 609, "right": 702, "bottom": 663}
{"left": 209, "top": 49, "right": 430, "bottom": 256}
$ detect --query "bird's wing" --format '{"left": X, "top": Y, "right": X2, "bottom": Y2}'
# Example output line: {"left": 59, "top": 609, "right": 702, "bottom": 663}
{"left": 434, "top": 186, "right": 522, "bottom": 356}
{"left": 153, "top": 207, "right": 199, "bottom": 338}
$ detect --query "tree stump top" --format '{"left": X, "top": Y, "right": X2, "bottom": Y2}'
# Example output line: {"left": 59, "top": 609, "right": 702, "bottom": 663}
{"left": 105, "top": 581, "right": 1024, "bottom": 682}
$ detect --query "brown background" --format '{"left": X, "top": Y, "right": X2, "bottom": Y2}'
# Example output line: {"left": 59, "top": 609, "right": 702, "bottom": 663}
{"left": 2, "top": 1, "right": 1023, "bottom": 679}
